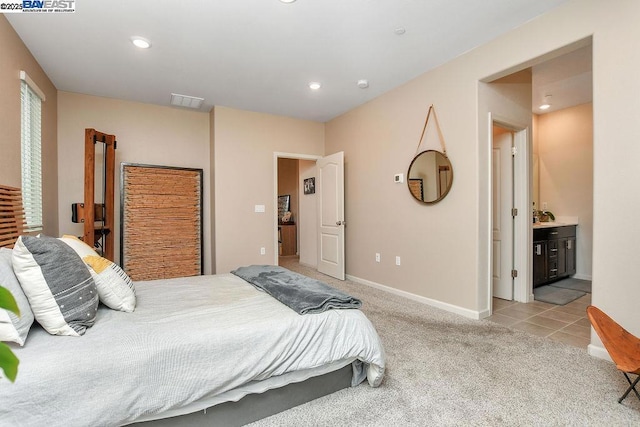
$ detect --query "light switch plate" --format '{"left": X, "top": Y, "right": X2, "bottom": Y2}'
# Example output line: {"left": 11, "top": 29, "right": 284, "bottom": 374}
{"left": 255, "top": 204, "right": 265, "bottom": 213}
{"left": 394, "top": 173, "right": 404, "bottom": 183}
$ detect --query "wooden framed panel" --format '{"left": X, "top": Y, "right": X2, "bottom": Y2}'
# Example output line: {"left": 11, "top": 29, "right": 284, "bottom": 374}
{"left": 120, "top": 164, "right": 203, "bottom": 281}
{"left": 0, "top": 184, "right": 26, "bottom": 249}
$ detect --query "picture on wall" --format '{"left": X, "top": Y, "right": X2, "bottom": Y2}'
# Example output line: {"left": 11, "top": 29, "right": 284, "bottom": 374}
{"left": 304, "top": 177, "right": 316, "bottom": 195}
{"left": 278, "top": 195, "right": 291, "bottom": 221}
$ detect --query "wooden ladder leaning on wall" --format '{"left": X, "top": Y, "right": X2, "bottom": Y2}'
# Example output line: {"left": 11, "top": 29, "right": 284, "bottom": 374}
{"left": 0, "top": 184, "right": 26, "bottom": 249}
{"left": 84, "top": 129, "right": 116, "bottom": 261}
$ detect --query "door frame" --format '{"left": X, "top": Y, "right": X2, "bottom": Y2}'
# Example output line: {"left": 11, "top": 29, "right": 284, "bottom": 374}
{"left": 488, "top": 113, "right": 532, "bottom": 310}
{"left": 273, "top": 152, "right": 322, "bottom": 266}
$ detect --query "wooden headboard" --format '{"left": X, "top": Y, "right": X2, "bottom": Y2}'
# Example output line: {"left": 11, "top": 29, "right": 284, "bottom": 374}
{"left": 0, "top": 184, "right": 26, "bottom": 249}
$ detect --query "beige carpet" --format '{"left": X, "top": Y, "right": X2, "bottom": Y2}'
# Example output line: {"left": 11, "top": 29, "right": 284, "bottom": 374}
{"left": 247, "top": 259, "right": 640, "bottom": 426}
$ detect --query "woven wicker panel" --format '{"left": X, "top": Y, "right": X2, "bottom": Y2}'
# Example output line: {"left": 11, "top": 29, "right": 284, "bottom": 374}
{"left": 0, "top": 185, "right": 26, "bottom": 249}
{"left": 121, "top": 165, "right": 202, "bottom": 281}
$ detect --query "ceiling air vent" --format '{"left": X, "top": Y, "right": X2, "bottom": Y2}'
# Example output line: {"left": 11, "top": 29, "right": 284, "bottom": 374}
{"left": 170, "top": 93, "right": 204, "bottom": 109}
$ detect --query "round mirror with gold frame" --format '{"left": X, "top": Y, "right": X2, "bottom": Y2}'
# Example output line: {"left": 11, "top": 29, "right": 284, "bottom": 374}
{"left": 407, "top": 150, "right": 453, "bottom": 204}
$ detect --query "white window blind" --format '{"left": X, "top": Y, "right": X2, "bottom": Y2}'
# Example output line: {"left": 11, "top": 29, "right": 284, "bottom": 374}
{"left": 20, "top": 71, "right": 44, "bottom": 233}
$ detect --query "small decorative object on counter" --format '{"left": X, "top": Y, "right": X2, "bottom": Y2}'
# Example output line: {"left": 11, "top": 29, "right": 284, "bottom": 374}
{"left": 538, "top": 210, "right": 555, "bottom": 222}
{"left": 533, "top": 202, "right": 555, "bottom": 223}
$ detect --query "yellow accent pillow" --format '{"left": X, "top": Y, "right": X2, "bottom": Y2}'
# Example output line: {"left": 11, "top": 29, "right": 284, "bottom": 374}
{"left": 58, "top": 235, "right": 136, "bottom": 312}
{"left": 83, "top": 255, "right": 111, "bottom": 274}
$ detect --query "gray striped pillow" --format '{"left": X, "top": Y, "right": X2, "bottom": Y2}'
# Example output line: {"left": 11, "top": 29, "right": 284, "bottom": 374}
{"left": 12, "top": 235, "right": 99, "bottom": 336}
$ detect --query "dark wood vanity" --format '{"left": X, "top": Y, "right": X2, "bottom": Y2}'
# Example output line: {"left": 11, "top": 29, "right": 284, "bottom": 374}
{"left": 533, "top": 224, "right": 576, "bottom": 287}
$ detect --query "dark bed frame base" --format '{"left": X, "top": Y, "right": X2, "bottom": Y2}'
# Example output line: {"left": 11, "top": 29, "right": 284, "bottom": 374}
{"left": 134, "top": 365, "right": 352, "bottom": 426}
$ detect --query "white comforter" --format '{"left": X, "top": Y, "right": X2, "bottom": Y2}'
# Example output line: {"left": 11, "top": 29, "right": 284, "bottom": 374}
{"left": 1, "top": 273, "right": 385, "bottom": 426}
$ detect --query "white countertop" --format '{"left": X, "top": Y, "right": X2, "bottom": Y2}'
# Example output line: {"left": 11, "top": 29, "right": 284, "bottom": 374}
{"left": 533, "top": 221, "right": 578, "bottom": 229}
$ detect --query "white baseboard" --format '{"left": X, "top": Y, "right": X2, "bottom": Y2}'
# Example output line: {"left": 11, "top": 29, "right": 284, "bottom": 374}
{"left": 587, "top": 343, "right": 612, "bottom": 363}
{"left": 346, "top": 274, "right": 482, "bottom": 320}
{"left": 573, "top": 273, "right": 592, "bottom": 281}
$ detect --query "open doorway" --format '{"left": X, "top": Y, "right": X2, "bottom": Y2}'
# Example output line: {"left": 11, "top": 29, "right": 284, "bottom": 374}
{"left": 273, "top": 151, "right": 346, "bottom": 280}
{"left": 487, "top": 41, "right": 593, "bottom": 317}
{"left": 273, "top": 153, "right": 321, "bottom": 269}
{"left": 277, "top": 158, "right": 299, "bottom": 261}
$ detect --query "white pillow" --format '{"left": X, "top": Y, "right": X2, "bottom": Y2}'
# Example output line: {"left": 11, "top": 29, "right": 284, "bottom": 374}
{"left": 59, "top": 235, "right": 136, "bottom": 312}
{"left": 12, "top": 235, "right": 98, "bottom": 337}
{"left": 0, "top": 247, "right": 34, "bottom": 345}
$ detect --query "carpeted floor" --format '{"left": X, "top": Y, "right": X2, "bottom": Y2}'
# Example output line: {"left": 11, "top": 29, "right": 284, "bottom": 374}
{"left": 248, "top": 259, "right": 640, "bottom": 426}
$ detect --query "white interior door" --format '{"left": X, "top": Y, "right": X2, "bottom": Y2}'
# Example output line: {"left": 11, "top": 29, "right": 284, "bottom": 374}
{"left": 492, "top": 129, "right": 514, "bottom": 300}
{"left": 317, "top": 151, "right": 345, "bottom": 280}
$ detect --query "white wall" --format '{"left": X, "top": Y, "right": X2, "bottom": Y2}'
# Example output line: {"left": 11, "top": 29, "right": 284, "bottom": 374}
{"left": 57, "top": 92, "right": 212, "bottom": 273}
{"left": 213, "top": 106, "right": 324, "bottom": 273}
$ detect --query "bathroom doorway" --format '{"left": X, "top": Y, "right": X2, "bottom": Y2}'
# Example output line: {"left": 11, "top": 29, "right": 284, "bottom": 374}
{"left": 273, "top": 152, "right": 321, "bottom": 269}
{"left": 486, "top": 40, "right": 594, "bottom": 314}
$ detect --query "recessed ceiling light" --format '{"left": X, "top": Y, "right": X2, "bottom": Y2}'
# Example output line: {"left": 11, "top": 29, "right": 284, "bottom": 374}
{"left": 309, "top": 82, "right": 321, "bottom": 90}
{"left": 539, "top": 95, "right": 552, "bottom": 110}
{"left": 131, "top": 37, "right": 151, "bottom": 49}
{"left": 394, "top": 27, "right": 406, "bottom": 35}
{"left": 279, "top": 0, "right": 296, "bottom": 3}
{"left": 357, "top": 79, "right": 369, "bottom": 89}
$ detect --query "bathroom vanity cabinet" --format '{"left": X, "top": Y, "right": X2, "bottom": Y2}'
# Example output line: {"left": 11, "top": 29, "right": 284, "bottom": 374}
{"left": 533, "top": 225, "right": 576, "bottom": 287}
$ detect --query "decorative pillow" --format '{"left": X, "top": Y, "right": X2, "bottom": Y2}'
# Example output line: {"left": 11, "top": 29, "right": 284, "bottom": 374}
{"left": 12, "top": 235, "right": 98, "bottom": 336}
{"left": 57, "top": 234, "right": 98, "bottom": 258}
{"left": 59, "top": 235, "right": 136, "bottom": 312}
{"left": 0, "top": 248, "right": 34, "bottom": 346}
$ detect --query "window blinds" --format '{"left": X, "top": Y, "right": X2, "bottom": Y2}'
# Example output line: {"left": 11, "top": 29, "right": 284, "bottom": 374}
{"left": 20, "top": 72, "right": 44, "bottom": 232}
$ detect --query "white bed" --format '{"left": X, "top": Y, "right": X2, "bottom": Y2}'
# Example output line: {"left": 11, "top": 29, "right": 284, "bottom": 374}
{"left": 1, "top": 273, "right": 385, "bottom": 426}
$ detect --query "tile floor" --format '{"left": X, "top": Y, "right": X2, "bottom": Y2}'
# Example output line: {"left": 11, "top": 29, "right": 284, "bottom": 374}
{"left": 487, "top": 293, "right": 592, "bottom": 348}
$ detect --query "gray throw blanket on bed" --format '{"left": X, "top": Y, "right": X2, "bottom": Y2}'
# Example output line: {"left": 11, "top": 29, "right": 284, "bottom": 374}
{"left": 231, "top": 265, "right": 362, "bottom": 314}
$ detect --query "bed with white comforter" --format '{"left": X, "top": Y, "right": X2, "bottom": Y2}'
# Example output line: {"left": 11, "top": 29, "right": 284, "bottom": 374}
{"left": 1, "top": 273, "right": 385, "bottom": 426}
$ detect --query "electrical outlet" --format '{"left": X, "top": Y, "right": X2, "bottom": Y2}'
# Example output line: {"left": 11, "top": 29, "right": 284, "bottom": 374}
{"left": 260, "top": 247, "right": 266, "bottom": 255}
{"left": 395, "top": 256, "right": 401, "bottom": 266}
{"left": 542, "top": 202, "right": 548, "bottom": 210}
{"left": 375, "top": 253, "right": 380, "bottom": 263}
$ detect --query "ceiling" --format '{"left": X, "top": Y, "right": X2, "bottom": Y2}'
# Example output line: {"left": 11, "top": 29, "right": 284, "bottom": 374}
{"left": 7, "top": 0, "right": 570, "bottom": 122}
{"left": 532, "top": 45, "right": 592, "bottom": 114}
